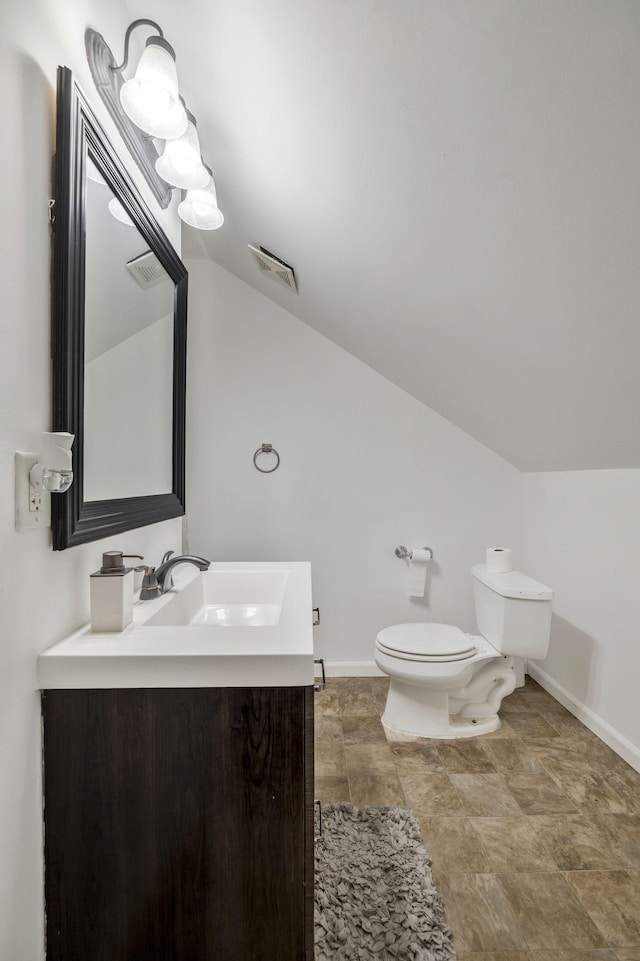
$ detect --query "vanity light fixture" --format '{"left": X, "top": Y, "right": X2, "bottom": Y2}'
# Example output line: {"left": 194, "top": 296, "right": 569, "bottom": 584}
{"left": 85, "top": 19, "right": 224, "bottom": 228}
{"left": 155, "top": 108, "right": 209, "bottom": 190}
{"left": 116, "top": 21, "right": 187, "bottom": 140}
{"left": 178, "top": 165, "right": 224, "bottom": 230}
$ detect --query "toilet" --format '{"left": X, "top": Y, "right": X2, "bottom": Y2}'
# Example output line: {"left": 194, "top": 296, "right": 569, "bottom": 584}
{"left": 375, "top": 564, "right": 553, "bottom": 738}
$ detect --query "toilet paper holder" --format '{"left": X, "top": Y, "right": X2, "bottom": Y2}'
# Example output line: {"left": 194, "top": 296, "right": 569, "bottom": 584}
{"left": 395, "top": 545, "right": 433, "bottom": 561}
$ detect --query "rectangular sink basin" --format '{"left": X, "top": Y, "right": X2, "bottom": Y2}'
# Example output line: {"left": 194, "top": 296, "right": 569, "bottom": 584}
{"left": 38, "top": 562, "right": 314, "bottom": 690}
{"left": 144, "top": 570, "right": 289, "bottom": 628}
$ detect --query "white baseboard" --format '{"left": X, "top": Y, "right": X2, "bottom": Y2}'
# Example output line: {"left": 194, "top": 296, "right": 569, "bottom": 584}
{"left": 314, "top": 660, "right": 384, "bottom": 678}
{"left": 527, "top": 662, "right": 640, "bottom": 774}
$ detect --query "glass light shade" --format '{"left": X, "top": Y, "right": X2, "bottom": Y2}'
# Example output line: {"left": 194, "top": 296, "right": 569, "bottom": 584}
{"left": 178, "top": 175, "right": 224, "bottom": 230}
{"left": 155, "top": 113, "right": 209, "bottom": 189}
{"left": 120, "top": 37, "right": 188, "bottom": 140}
{"left": 108, "top": 198, "right": 134, "bottom": 226}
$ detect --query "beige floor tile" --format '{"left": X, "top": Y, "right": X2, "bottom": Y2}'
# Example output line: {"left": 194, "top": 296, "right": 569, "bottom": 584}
{"left": 438, "top": 873, "right": 527, "bottom": 952}
{"left": 314, "top": 739, "right": 347, "bottom": 778}
{"left": 372, "top": 690, "right": 388, "bottom": 712}
{"left": 314, "top": 776, "right": 350, "bottom": 804}
{"left": 449, "top": 774, "right": 523, "bottom": 817}
{"left": 608, "top": 771, "right": 640, "bottom": 814}
{"left": 456, "top": 954, "right": 534, "bottom": 961}
{"left": 588, "top": 814, "right": 640, "bottom": 869}
{"left": 436, "top": 740, "right": 497, "bottom": 773}
{"left": 482, "top": 740, "right": 545, "bottom": 773}
{"left": 505, "top": 771, "right": 578, "bottom": 815}
{"left": 566, "top": 871, "right": 640, "bottom": 947}
{"left": 548, "top": 772, "right": 631, "bottom": 814}
{"left": 313, "top": 679, "right": 639, "bottom": 954}
{"left": 344, "top": 741, "right": 397, "bottom": 776}
{"left": 471, "top": 817, "right": 557, "bottom": 873}
{"left": 504, "top": 713, "right": 561, "bottom": 739}
{"left": 501, "top": 692, "right": 547, "bottom": 715}
{"left": 517, "top": 690, "right": 568, "bottom": 713}
{"left": 525, "top": 737, "right": 600, "bottom": 779}
{"left": 313, "top": 685, "right": 340, "bottom": 716}
{"left": 528, "top": 814, "right": 620, "bottom": 871}
{"left": 328, "top": 677, "right": 371, "bottom": 692}
{"left": 314, "top": 714, "right": 343, "bottom": 743}
{"left": 484, "top": 718, "right": 519, "bottom": 738}
{"left": 531, "top": 952, "right": 617, "bottom": 961}
{"left": 390, "top": 741, "right": 445, "bottom": 774}
{"left": 579, "top": 740, "right": 638, "bottom": 775}
{"left": 497, "top": 872, "right": 606, "bottom": 949}
{"left": 348, "top": 773, "right": 405, "bottom": 806}
{"left": 544, "top": 711, "right": 598, "bottom": 739}
{"left": 399, "top": 771, "right": 465, "bottom": 815}
{"left": 337, "top": 690, "right": 381, "bottom": 716}
{"left": 418, "top": 816, "right": 490, "bottom": 873}
{"left": 341, "top": 715, "right": 386, "bottom": 745}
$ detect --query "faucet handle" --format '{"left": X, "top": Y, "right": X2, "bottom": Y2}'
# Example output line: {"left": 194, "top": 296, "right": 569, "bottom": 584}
{"left": 161, "top": 550, "right": 174, "bottom": 565}
{"left": 136, "top": 565, "right": 161, "bottom": 600}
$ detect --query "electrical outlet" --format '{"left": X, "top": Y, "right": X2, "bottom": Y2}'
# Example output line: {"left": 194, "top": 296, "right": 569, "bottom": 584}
{"left": 15, "top": 452, "right": 51, "bottom": 532}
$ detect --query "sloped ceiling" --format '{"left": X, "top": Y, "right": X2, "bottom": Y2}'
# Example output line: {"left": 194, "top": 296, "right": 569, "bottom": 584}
{"left": 126, "top": 0, "right": 640, "bottom": 470}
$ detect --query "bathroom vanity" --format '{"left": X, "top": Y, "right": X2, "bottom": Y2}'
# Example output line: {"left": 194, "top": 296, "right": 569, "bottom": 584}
{"left": 39, "top": 563, "right": 315, "bottom": 961}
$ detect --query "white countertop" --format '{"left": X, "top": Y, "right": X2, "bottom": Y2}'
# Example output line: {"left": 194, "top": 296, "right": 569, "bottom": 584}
{"left": 38, "top": 561, "right": 314, "bottom": 689}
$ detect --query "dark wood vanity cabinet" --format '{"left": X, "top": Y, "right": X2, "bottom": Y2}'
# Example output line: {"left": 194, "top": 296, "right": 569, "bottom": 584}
{"left": 42, "top": 686, "right": 314, "bottom": 961}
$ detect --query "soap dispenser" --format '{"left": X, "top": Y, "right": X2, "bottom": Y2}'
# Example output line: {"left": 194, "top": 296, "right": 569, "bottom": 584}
{"left": 90, "top": 551, "right": 143, "bottom": 633}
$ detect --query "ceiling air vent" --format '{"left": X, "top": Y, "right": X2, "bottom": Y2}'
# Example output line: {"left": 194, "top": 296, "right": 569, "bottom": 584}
{"left": 248, "top": 245, "right": 297, "bottom": 293}
{"left": 126, "top": 249, "right": 167, "bottom": 289}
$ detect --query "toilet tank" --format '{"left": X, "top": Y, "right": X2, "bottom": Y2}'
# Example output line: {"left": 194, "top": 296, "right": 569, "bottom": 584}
{"left": 471, "top": 565, "right": 553, "bottom": 659}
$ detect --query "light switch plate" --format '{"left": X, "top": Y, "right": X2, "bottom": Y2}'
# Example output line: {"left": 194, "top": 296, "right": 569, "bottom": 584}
{"left": 15, "top": 451, "right": 51, "bottom": 531}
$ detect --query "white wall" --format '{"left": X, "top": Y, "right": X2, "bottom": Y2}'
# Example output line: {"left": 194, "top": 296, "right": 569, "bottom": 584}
{"left": 186, "top": 259, "right": 523, "bottom": 667}
{"left": 0, "top": 3, "right": 182, "bottom": 957}
{"left": 524, "top": 470, "right": 640, "bottom": 770}
{"left": 84, "top": 314, "right": 174, "bottom": 500}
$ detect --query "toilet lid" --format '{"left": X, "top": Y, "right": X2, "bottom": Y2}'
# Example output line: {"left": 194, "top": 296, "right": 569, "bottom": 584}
{"left": 376, "top": 623, "right": 477, "bottom": 662}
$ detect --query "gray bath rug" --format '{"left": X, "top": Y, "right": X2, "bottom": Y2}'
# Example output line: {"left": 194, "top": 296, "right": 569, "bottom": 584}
{"left": 314, "top": 804, "right": 456, "bottom": 961}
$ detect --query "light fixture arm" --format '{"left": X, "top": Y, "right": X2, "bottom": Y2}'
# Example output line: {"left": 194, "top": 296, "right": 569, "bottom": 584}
{"left": 111, "top": 19, "right": 165, "bottom": 73}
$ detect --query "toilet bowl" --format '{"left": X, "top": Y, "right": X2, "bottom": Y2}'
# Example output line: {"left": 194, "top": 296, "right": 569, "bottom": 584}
{"left": 375, "top": 565, "right": 553, "bottom": 739}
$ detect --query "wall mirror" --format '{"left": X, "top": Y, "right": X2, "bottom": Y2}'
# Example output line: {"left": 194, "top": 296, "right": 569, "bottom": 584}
{"left": 52, "top": 66, "right": 187, "bottom": 549}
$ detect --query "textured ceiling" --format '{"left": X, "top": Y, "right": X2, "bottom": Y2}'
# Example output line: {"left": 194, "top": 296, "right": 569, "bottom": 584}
{"left": 125, "top": 0, "right": 640, "bottom": 470}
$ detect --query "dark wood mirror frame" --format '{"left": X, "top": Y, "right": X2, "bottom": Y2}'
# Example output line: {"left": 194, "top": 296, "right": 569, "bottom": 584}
{"left": 52, "top": 66, "right": 187, "bottom": 550}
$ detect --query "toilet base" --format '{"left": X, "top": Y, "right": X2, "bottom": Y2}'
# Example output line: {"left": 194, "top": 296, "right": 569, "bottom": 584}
{"left": 382, "top": 711, "right": 501, "bottom": 740}
{"left": 381, "top": 673, "right": 508, "bottom": 739}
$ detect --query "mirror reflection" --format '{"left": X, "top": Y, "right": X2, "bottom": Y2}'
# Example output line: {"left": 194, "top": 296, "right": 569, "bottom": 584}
{"left": 83, "top": 155, "right": 174, "bottom": 501}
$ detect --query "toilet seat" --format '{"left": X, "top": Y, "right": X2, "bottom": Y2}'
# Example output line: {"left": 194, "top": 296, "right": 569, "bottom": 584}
{"left": 376, "top": 623, "right": 477, "bottom": 663}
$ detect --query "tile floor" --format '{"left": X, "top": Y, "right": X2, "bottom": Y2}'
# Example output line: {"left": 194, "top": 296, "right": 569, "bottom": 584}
{"left": 314, "top": 675, "right": 640, "bottom": 960}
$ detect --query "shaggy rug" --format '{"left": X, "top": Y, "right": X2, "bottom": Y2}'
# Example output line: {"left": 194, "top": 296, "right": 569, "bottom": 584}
{"left": 314, "top": 804, "right": 456, "bottom": 961}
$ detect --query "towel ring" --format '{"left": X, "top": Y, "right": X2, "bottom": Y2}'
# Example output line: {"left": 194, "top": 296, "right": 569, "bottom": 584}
{"left": 253, "top": 443, "right": 280, "bottom": 473}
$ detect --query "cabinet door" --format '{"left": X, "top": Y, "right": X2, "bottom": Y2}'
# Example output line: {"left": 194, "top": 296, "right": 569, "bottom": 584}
{"left": 43, "top": 687, "right": 310, "bottom": 961}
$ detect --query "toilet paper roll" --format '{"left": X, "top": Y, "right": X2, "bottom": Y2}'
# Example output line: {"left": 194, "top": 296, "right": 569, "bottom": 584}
{"left": 486, "top": 547, "right": 513, "bottom": 573}
{"left": 407, "top": 549, "right": 431, "bottom": 597}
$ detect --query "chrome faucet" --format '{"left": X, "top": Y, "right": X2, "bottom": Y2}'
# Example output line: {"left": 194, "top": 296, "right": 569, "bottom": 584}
{"left": 155, "top": 551, "right": 210, "bottom": 593}
{"left": 137, "top": 550, "right": 211, "bottom": 599}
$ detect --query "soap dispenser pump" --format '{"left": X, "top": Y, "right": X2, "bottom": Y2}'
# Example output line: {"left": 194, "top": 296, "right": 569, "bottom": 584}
{"left": 90, "top": 551, "right": 143, "bottom": 633}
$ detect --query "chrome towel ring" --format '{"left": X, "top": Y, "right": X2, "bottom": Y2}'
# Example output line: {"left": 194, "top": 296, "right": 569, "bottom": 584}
{"left": 253, "top": 443, "right": 280, "bottom": 473}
